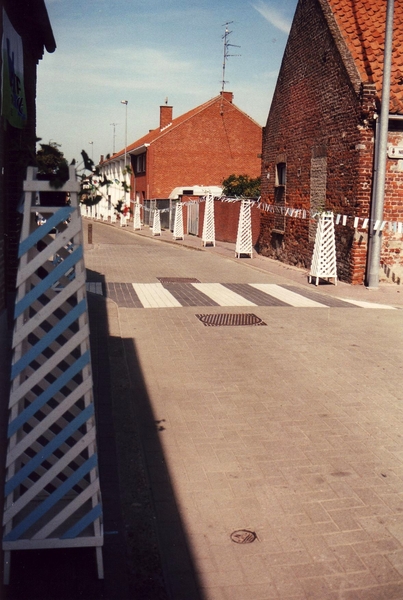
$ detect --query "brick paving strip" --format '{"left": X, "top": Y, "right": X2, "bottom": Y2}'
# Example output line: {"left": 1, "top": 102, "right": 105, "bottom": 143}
{"left": 83, "top": 222, "right": 403, "bottom": 600}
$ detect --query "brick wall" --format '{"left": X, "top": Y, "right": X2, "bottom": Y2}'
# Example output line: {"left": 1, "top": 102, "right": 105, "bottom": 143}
{"left": 181, "top": 196, "right": 260, "bottom": 244}
{"left": 145, "top": 98, "right": 262, "bottom": 199}
{"left": 258, "top": 0, "right": 381, "bottom": 284}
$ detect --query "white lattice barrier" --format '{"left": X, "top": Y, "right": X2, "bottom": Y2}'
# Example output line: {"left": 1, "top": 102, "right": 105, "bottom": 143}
{"left": 173, "top": 202, "right": 184, "bottom": 240}
{"left": 133, "top": 203, "right": 141, "bottom": 230}
{"left": 3, "top": 166, "right": 104, "bottom": 584}
{"left": 152, "top": 209, "right": 161, "bottom": 236}
{"left": 202, "top": 194, "right": 215, "bottom": 247}
{"left": 235, "top": 199, "right": 253, "bottom": 258}
{"left": 309, "top": 212, "right": 337, "bottom": 285}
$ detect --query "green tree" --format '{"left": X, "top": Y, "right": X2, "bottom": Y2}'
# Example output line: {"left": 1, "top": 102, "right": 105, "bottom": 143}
{"left": 36, "top": 141, "right": 69, "bottom": 188}
{"left": 222, "top": 173, "right": 261, "bottom": 198}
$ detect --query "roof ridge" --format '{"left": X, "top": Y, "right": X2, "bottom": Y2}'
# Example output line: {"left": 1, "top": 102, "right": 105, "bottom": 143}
{"left": 104, "top": 93, "right": 264, "bottom": 162}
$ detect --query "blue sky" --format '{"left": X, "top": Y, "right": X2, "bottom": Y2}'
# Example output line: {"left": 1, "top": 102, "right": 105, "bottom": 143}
{"left": 37, "top": 0, "right": 298, "bottom": 165}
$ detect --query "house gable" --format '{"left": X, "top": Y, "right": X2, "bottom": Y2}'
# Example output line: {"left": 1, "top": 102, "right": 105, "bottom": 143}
{"left": 259, "top": 0, "right": 375, "bottom": 281}
{"left": 102, "top": 93, "right": 262, "bottom": 200}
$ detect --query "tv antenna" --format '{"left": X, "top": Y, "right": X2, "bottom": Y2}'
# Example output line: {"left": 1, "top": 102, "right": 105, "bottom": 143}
{"left": 110, "top": 122, "right": 118, "bottom": 154}
{"left": 221, "top": 21, "right": 241, "bottom": 93}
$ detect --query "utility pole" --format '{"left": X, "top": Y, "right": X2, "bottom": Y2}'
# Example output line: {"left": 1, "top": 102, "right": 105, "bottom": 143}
{"left": 366, "top": 0, "right": 394, "bottom": 288}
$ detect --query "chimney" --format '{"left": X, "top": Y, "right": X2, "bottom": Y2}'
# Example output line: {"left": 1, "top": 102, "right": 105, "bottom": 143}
{"left": 220, "top": 91, "right": 233, "bottom": 103}
{"left": 160, "top": 105, "right": 173, "bottom": 130}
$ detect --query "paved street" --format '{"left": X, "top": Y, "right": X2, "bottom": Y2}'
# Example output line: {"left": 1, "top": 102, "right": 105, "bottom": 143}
{"left": 4, "top": 219, "right": 403, "bottom": 600}
{"left": 81, "top": 221, "right": 403, "bottom": 600}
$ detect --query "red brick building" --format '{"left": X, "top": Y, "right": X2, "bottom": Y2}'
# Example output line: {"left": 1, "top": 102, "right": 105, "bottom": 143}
{"left": 101, "top": 91, "right": 262, "bottom": 220}
{"left": 259, "top": 0, "right": 403, "bottom": 284}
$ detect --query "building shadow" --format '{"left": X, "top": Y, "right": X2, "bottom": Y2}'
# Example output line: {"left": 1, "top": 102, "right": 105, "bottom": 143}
{"left": 2, "top": 267, "right": 204, "bottom": 599}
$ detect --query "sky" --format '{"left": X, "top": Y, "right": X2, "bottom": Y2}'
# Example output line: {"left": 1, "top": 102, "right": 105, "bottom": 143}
{"left": 37, "top": 0, "right": 298, "bottom": 167}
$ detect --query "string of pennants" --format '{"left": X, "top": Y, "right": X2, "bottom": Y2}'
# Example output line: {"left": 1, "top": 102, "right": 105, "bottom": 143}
{"left": 127, "top": 196, "right": 403, "bottom": 233}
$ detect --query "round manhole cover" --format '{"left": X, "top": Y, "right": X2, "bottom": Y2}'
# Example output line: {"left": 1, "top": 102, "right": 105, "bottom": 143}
{"left": 230, "top": 529, "right": 257, "bottom": 544}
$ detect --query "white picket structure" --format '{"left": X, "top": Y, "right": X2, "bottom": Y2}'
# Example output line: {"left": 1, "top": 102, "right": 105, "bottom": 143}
{"left": 202, "top": 194, "right": 216, "bottom": 247}
{"left": 3, "top": 166, "right": 104, "bottom": 584}
{"left": 235, "top": 199, "right": 253, "bottom": 258}
{"left": 309, "top": 212, "right": 338, "bottom": 285}
{"left": 173, "top": 202, "right": 184, "bottom": 240}
{"left": 152, "top": 209, "right": 161, "bottom": 236}
{"left": 133, "top": 202, "right": 142, "bottom": 230}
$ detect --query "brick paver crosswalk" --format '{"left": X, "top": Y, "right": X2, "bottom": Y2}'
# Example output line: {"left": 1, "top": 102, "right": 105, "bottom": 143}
{"left": 86, "top": 281, "right": 397, "bottom": 310}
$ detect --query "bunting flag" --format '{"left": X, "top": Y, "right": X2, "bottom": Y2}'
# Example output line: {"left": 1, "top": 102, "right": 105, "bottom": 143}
{"left": 83, "top": 194, "right": 403, "bottom": 234}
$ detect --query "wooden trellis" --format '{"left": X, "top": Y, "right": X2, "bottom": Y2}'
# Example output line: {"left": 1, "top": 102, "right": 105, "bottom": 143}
{"left": 2, "top": 166, "right": 103, "bottom": 584}
{"left": 202, "top": 195, "right": 215, "bottom": 247}
{"left": 133, "top": 202, "right": 142, "bottom": 230}
{"left": 173, "top": 202, "right": 184, "bottom": 240}
{"left": 235, "top": 199, "right": 253, "bottom": 258}
{"left": 309, "top": 212, "right": 337, "bottom": 285}
{"left": 152, "top": 209, "right": 161, "bottom": 236}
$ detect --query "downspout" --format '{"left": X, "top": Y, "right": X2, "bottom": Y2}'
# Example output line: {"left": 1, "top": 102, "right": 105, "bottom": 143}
{"left": 366, "top": 0, "right": 394, "bottom": 288}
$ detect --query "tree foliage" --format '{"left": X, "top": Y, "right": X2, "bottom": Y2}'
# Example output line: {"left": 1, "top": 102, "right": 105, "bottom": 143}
{"left": 35, "top": 142, "right": 131, "bottom": 211}
{"left": 222, "top": 173, "right": 261, "bottom": 198}
{"left": 36, "top": 141, "right": 69, "bottom": 189}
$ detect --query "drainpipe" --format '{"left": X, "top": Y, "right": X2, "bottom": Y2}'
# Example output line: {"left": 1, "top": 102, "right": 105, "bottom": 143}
{"left": 366, "top": 0, "right": 394, "bottom": 288}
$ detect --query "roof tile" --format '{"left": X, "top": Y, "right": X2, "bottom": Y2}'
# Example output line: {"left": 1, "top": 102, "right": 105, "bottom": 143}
{"left": 328, "top": 0, "right": 403, "bottom": 112}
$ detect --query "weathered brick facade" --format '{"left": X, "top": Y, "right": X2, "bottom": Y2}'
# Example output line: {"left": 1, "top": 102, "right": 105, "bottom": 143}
{"left": 259, "top": 0, "right": 403, "bottom": 284}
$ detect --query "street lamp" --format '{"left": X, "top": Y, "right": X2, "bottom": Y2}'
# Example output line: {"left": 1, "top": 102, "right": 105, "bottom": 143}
{"left": 121, "top": 100, "right": 128, "bottom": 168}
{"left": 89, "top": 141, "right": 94, "bottom": 161}
{"left": 121, "top": 100, "right": 128, "bottom": 208}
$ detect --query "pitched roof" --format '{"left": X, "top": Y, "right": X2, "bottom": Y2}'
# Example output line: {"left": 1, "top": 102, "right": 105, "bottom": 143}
{"left": 103, "top": 93, "right": 260, "bottom": 163}
{"left": 326, "top": 0, "right": 403, "bottom": 112}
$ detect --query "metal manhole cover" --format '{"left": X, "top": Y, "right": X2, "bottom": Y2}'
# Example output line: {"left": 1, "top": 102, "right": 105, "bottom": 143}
{"left": 196, "top": 313, "right": 267, "bottom": 327}
{"left": 230, "top": 530, "right": 257, "bottom": 544}
{"left": 157, "top": 277, "right": 200, "bottom": 283}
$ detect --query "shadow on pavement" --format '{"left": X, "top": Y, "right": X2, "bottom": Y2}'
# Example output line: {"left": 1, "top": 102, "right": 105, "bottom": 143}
{"left": 89, "top": 268, "right": 204, "bottom": 599}
{"left": 1, "top": 267, "right": 204, "bottom": 599}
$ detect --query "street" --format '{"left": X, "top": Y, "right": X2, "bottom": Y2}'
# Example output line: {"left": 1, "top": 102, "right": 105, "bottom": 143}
{"left": 4, "top": 219, "right": 403, "bottom": 600}
{"left": 85, "top": 222, "right": 403, "bottom": 600}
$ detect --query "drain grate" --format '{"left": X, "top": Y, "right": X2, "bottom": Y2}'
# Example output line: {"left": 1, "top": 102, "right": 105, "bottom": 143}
{"left": 230, "top": 530, "right": 257, "bottom": 544}
{"left": 196, "top": 313, "right": 267, "bottom": 327}
{"left": 157, "top": 277, "right": 200, "bottom": 283}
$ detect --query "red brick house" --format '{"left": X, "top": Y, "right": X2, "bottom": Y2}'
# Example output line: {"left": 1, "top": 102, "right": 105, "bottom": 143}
{"left": 101, "top": 91, "right": 262, "bottom": 227}
{"left": 259, "top": 0, "right": 403, "bottom": 284}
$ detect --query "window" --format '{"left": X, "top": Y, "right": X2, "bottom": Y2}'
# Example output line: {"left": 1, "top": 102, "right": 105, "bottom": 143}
{"left": 273, "top": 160, "right": 286, "bottom": 232}
{"left": 276, "top": 162, "right": 286, "bottom": 186}
{"left": 136, "top": 153, "right": 146, "bottom": 174}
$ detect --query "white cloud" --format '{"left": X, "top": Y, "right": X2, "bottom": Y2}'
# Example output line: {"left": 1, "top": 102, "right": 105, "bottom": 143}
{"left": 251, "top": 1, "right": 291, "bottom": 34}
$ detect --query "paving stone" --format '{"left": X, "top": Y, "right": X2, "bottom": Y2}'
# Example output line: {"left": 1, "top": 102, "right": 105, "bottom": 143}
{"left": 78, "top": 221, "right": 403, "bottom": 599}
